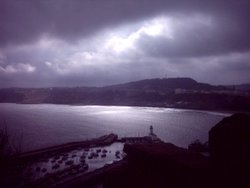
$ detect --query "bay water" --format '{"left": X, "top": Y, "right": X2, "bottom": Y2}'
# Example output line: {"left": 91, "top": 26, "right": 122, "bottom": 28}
{"left": 0, "top": 103, "right": 230, "bottom": 152}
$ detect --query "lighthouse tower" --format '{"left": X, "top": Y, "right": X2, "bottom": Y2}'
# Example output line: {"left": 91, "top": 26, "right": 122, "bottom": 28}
{"left": 148, "top": 125, "right": 160, "bottom": 142}
{"left": 150, "top": 125, "right": 154, "bottom": 135}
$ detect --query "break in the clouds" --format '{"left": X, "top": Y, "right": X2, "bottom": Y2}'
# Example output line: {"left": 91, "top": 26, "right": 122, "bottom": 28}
{"left": 0, "top": 0, "right": 250, "bottom": 87}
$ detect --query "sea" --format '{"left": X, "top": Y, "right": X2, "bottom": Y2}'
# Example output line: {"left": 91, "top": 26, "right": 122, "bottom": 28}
{"left": 0, "top": 103, "right": 231, "bottom": 152}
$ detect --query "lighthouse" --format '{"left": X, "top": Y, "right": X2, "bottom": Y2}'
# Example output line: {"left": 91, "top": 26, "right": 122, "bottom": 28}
{"left": 150, "top": 125, "right": 154, "bottom": 135}
{"left": 148, "top": 125, "right": 161, "bottom": 142}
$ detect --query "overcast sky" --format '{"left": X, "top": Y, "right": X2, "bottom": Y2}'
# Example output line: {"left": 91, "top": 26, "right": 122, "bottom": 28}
{"left": 0, "top": 0, "right": 250, "bottom": 87}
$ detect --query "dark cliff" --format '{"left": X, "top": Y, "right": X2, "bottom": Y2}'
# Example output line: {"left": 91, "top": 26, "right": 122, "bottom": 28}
{"left": 209, "top": 113, "right": 250, "bottom": 167}
{"left": 103, "top": 143, "right": 210, "bottom": 188}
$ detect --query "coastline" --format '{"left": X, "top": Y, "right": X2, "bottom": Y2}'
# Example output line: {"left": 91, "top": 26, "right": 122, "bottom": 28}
{"left": 1, "top": 102, "right": 238, "bottom": 115}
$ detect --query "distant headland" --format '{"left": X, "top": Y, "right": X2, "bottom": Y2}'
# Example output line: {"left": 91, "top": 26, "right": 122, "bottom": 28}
{"left": 0, "top": 77, "right": 250, "bottom": 112}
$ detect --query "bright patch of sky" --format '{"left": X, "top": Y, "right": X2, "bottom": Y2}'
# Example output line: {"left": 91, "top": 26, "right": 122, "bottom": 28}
{"left": 105, "top": 17, "right": 173, "bottom": 53}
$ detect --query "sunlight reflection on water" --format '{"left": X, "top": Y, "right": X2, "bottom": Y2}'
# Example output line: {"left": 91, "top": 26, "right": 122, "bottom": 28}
{"left": 0, "top": 103, "right": 229, "bottom": 151}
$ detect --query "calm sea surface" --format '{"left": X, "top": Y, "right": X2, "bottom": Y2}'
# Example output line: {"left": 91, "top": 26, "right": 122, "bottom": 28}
{"left": 0, "top": 103, "right": 230, "bottom": 152}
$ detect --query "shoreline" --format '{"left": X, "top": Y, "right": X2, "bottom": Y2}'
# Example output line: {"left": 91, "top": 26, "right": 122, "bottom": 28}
{"left": 0, "top": 102, "right": 239, "bottom": 115}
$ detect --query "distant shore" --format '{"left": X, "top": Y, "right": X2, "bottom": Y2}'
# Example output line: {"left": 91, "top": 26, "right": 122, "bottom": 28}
{"left": 21, "top": 102, "right": 249, "bottom": 113}
{"left": 2, "top": 101, "right": 239, "bottom": 115}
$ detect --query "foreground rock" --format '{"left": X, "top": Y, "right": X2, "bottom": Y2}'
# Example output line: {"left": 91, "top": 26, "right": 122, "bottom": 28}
{"left": 209, "top": 113, "right": 250, "bottom": 188}
{"left": 209, "top": 113, "right": 250, "bottom": 168}
{"left": 103, "top": 143, "right": 210, "bottom": 188}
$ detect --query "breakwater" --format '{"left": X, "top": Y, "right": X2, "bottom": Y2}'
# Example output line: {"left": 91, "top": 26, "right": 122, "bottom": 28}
{"left": 16, "top": 134, "right": 118, "bottom": 162}
{"left": 13, "top": 128, "right": 162, "bottom": 187}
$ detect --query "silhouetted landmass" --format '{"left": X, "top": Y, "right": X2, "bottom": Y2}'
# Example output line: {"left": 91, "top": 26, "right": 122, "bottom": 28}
{"left": 0, "top": 88, "right": 25, "bottom": 103}
{"left": 226, "top": 83, "right": 250, "bottom": 91}
{"left": 209, "top": 113, "right": 250, "bottom": 168}
{"left": 105, "top": 77, "right": 222, "bottom": 91}
{"left": 208, "top": 113, "right": 250, "bottom": 188}
{"left": 1, "top": 78, "right": 250, "bottom": 111}
{"left": 103, "top": 113, "right": 250, "bottom": 188}
{"left": 103, "top": 143, "right": 210, "bottom": 188}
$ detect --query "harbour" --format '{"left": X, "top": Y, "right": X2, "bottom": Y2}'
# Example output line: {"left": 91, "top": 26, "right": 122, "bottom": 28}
{"left": 14, "top": 126, "right": 162, "bottom": 187}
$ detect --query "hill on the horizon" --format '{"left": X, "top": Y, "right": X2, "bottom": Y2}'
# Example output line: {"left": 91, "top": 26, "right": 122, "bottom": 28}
{"left": 105, "top": 77, "right": 225, "bottom": 91}
{"left": 0, "top": 77, "right": 250, "bottom": 112}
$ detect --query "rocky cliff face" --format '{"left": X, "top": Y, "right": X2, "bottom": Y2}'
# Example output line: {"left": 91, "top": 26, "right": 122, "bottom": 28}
{"left": 209, "top": 113, "right": 250, "bottom": 188}
{"left": 209, "top": 113, "right": 250, "bottom": 168}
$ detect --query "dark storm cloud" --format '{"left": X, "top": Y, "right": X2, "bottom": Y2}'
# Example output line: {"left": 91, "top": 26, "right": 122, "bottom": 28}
{"left": 136, "top": 14, "right": 250, "bottom": 58}
{"left": 1, "top": 0, "right": 249, "bottom": 49}
{"left": 0, "top": 0, "right": 160, "bottom": 46}
{"left": 0, "top": 0, "right": 250, "bottom": 87}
